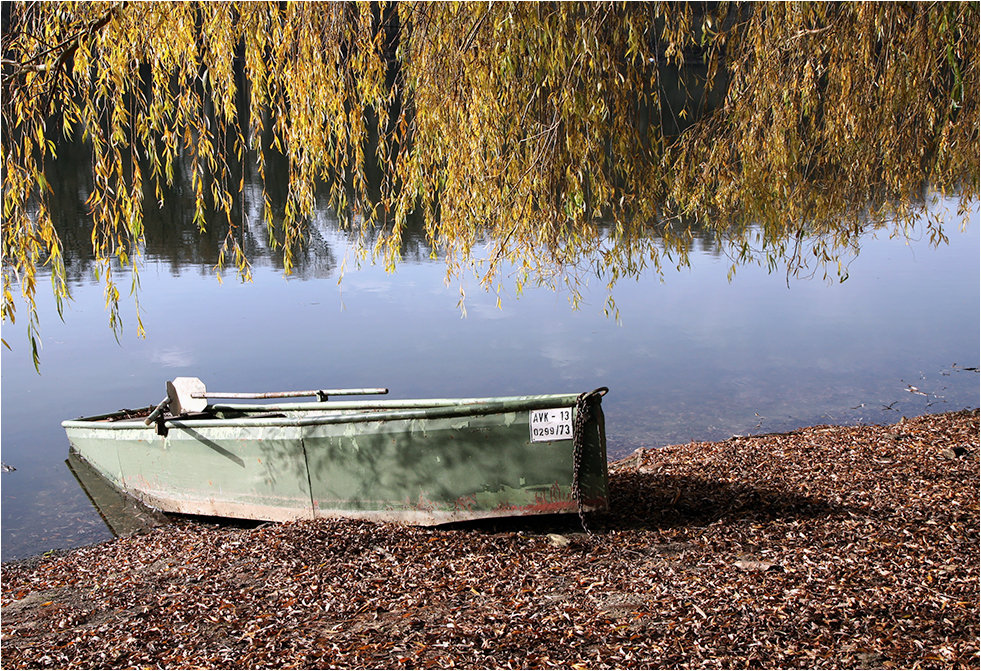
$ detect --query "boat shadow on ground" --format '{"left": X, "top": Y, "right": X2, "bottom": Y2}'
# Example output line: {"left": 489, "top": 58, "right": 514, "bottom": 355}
{"left": 440, "top": 470, "right": 856, "bottom": 537}
{"left": 595, "top": 470, "right": 853, "bottom": 532}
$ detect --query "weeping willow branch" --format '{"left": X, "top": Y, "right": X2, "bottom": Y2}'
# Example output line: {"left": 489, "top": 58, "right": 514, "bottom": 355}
{"left": 2, "top": 1, "right": 978, "bottom": 364}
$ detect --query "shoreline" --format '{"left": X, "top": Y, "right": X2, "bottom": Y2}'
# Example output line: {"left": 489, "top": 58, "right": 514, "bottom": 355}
{"left": 4, "top": 406, "right": 977, "bottom": 567}
{"left": 2, "top": 408, "right": 978, "bottom": 669}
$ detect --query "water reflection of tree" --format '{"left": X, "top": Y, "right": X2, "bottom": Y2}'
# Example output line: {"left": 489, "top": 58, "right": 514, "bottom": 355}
{"left": 44, "top": 124, "right": 718, "bottom": 284}
{"left": 43, "top": 129, "right": 435, "bottom": 282}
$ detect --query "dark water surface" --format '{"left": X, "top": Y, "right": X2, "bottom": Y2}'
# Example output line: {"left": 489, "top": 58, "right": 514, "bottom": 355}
{"left": 1, "top": 202, "right": 978, "bottom": 561}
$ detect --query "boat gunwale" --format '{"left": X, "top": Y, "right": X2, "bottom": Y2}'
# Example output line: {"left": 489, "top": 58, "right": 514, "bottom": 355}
{"left": 62, "top": 393, "right": 585, "bottom": 430}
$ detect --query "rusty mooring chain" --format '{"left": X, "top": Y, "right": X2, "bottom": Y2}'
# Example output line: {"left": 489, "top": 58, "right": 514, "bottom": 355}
{"left": 572, "top": 387, "right": 608, "bottom": 535}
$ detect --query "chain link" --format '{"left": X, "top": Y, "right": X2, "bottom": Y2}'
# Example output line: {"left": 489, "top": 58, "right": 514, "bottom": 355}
{"left": 572, "top": 387, "right": 608, "bottom": 535}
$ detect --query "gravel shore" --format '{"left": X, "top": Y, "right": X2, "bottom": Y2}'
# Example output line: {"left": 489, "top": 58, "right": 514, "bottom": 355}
{"left": 2, "top": 409, "right": 978, "bottom": 669}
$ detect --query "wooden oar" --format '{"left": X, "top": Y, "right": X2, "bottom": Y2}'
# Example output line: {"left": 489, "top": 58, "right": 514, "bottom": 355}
{"left": 193, "top": 388, "right": 390, "bottom": 402}
{"left": 168, "top": 377, "right": 208, "bottom": 415}
{"left": 143, "top": 377, "right": 207, "bottom": 424}
{"left": 168, "top": 377, "right": 388, "bottom": 411}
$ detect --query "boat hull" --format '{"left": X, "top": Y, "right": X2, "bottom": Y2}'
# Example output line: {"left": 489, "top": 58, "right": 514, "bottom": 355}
{"left": 63, "top": 394, "right": 608, "bottom": 524}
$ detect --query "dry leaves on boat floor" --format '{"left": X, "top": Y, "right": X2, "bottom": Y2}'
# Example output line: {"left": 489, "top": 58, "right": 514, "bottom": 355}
{"left": 2, "top": 409, "right": 978, "bottom": 669}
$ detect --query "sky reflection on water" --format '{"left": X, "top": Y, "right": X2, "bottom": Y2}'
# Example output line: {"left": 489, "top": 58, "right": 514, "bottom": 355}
{"left": 1, "top": 202, "right": 978, "bottom": 561}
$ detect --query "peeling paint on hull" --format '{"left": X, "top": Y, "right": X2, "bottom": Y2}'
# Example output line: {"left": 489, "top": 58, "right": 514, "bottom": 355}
{"left": 63, "top": 394, "right": 609, "bottom": 524}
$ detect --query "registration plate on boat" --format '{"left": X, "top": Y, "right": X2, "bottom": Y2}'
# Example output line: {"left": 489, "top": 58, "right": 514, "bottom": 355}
{"left": 529, "top": 408, "right": 573, "bottom": 442}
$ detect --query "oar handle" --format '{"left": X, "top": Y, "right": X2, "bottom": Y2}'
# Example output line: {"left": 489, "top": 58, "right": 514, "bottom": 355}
{"left": 144, "top": 397, "right": 170, "bottom": 426}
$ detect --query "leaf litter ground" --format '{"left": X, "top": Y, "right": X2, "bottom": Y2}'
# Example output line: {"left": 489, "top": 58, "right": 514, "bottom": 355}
{"left": 2, "top": 409, "right": 978, "bottom": 669}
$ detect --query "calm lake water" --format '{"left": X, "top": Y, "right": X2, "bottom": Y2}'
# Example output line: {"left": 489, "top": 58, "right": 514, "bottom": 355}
{"left": 1, "top": 199, "right": 978, "bottom": 562}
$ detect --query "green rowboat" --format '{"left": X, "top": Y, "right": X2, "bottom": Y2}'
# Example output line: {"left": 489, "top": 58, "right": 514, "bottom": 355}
{"left": 62, "top": 379, "right": 609, "bottom": 525}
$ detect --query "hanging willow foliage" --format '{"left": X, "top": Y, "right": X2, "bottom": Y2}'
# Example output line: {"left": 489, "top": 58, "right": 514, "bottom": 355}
{"left": 2, "top": 2, "right": 978, "bottom": 353}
